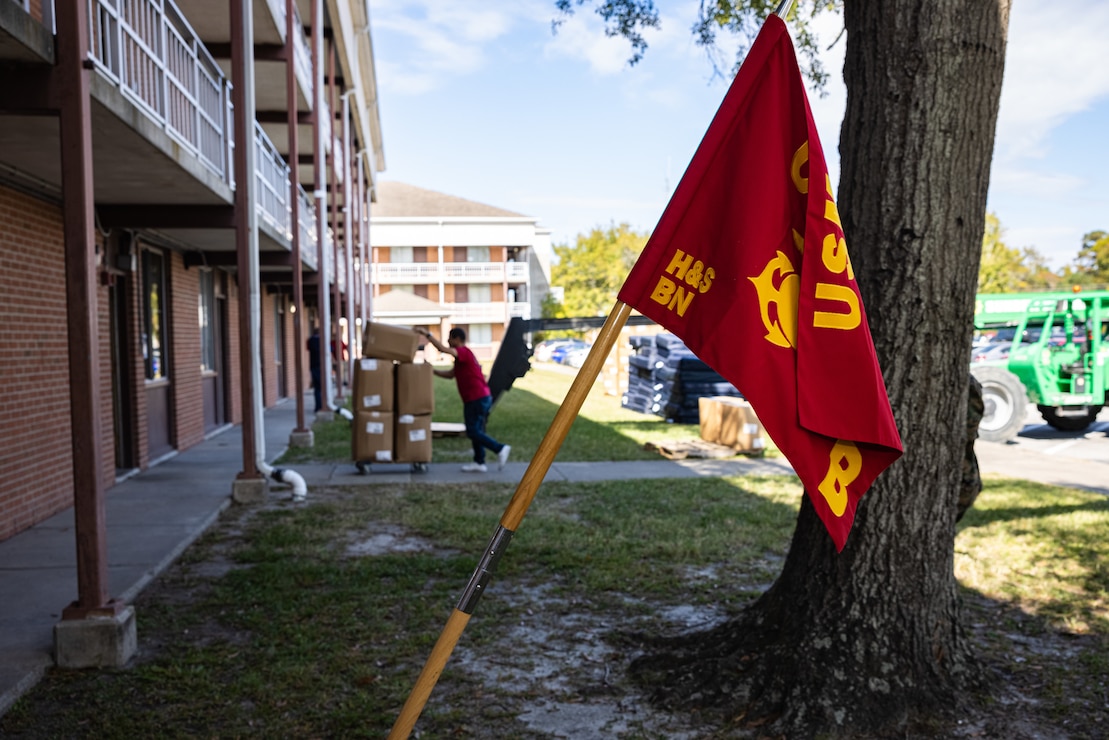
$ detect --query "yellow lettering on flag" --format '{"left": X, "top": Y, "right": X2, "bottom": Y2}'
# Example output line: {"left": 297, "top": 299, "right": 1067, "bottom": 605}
{"left": 818, "top": 441, "right": 863, "bottom": 517}
{"left": 813, "top": 283, "right": 860, "bottom": 330}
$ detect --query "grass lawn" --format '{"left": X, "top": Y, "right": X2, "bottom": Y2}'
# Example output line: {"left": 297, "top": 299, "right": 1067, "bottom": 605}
{"left": 4, "top": 365, "right": 1106, "bottom": 736}
{"left": 2, "top": 472, "right": 1106, "bottom": 737}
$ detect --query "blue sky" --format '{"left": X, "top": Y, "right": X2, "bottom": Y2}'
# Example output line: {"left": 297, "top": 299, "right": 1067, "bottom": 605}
{"left": 369, "top": 0, "right": 1109, "bottom": 270}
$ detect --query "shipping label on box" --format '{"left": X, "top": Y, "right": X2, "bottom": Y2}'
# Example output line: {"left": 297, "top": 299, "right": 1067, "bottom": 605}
{"left": 396, "top": 362, "right": 435, "bottom": 415}
{"left": 395, "top": 413, "right": 432, "bottom": 463}
{"left": 353, "top": 358, "right": 394, "bottom": 412}
{"left": 353, "top": 411, "right": 393, "bottom": 462}
{"left": 362, "top": 321, "right": 419, "bottom": 362}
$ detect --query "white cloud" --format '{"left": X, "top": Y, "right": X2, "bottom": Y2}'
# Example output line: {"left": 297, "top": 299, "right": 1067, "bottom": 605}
{"left": 994, "top": 1, "right": 1109, "bottom": 163}
{"left": 371, "top": 0, "right": 520, "bottom": 94}
{"left": 541, "top": 12, "right": 644, "bottom": 75}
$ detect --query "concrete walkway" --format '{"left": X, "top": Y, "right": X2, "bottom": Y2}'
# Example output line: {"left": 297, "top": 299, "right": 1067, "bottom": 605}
{"left": 1, "top": 396, "right": 1105, "bottom": 716}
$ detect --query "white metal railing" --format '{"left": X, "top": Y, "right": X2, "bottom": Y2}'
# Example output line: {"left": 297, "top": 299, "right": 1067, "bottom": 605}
{"left": 371, "top": 263, "right": 440, "bottom": 283}
{"left": 508, "top": 302, "right": 531, "bottom": 319}
{"left": 254, "top": 120, "right": 290, "bottom": 235}
{"left": 445, "top": 302, "right": 510, "bottom": 323}
{"left": 505, "top": 262, "right": 529, "bottom": 281}
{"left": 272, "top": 0, "right": 313, "bottom": 96}
{"left": 88, "top": 0, "right": 230, "bottom": 181}
{"left": 324, "top": 226, "right": 335, "bottom": 283}
{"left": 371, "top": 261, "right": 534, "bottom": 285}
{"left": 298, "top": 185, "right": 318, "bottom": 271}
{"left": 443, "top": 262, "right": 506, "bottom": 282}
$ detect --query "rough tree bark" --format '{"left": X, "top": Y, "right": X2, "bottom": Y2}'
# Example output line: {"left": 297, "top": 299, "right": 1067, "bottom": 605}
{"left": 630, "top": 1, "right": 1011, "bottom": 735}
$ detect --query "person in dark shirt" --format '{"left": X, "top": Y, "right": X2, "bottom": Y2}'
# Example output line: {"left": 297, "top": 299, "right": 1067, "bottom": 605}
{"left": 416, "top": 327, "right": 510, "bottom": 473}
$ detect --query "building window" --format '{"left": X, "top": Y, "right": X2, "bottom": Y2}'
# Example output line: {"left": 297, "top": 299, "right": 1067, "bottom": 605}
{"left": 199, "top": 270, "right": 215, "bottom": 373}
{"left": 142, "top": 249, "right": 168, "bottom": 381}
{"left": 467, "top": 246, "right": 489, "bottom": 262}
{"left": 469, "top": 324, "right": 492, "bottom": 344}
{"left": 469, "top": 284, "right": 491, "bottom": 303}
{"left": 392, "top": 246, "right": 413, "bottom": 263}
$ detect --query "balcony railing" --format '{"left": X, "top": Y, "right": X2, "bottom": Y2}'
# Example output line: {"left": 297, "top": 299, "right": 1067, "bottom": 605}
{"left": 85, "top": 0, "right": 334, "bottom": 277}
{"left": 273, "top": 0, "right": 313, "bottom": 100}
{"left": 255, "top": 121, "right": 290, "bottom": 235}
{"left": 505, "top": 262, "right": 529, "bottom": 281}
{"left": 444, "top": 302, "right": 531, "bottom": 324}
{"left": 297, "top": 185, "right": 318, "bottom": 271}
{"left": 88, "top": 0, "right": 231, "bottom": 182}
{"left": 372, "top": 261, "right": 533, "bottom": 285}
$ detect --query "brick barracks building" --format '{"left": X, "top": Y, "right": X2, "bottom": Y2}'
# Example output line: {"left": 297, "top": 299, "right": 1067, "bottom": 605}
{"left": 0, "top": 0, "right": 383, "bottom": 656}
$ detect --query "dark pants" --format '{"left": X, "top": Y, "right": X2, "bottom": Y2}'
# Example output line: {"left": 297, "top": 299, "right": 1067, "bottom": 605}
{"left": 463, "top": 395, "right": 502, "bottom": 464}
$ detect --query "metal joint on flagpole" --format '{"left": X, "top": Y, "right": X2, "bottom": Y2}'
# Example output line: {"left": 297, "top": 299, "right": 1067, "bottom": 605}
{"left": 457, "top": 525, "right": 515, "bottom": 614}
{"left": 773, "top": 0, "right": 795, "bottom": 19}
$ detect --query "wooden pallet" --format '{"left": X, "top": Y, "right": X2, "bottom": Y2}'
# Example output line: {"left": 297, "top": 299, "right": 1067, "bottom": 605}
{"left": 644, "top": 438, "right": 739, "bottom": 460}
{"left": 430, "top": 422, "right": 466, "bottom": 438}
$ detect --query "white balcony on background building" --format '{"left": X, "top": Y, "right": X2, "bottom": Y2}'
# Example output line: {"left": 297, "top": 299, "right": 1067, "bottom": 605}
{"left": 444, "top": 301, "right": 531, "bottom": 323}
{"left": 372, "top": 261, "right": 531, "bottom": 285}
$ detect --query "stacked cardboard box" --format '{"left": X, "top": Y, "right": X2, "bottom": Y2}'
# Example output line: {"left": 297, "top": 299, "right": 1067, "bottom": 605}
{"left": 698, "top": 396, "right": 765, "bottom": 453}
{"left": 352, "top": 322, "right": 434, "bottom": 465}
{"left": 352, "top": 358, "right": 396, "bottom": 462}
{"left": 394, "top": 362, "right": 434, "bottom": 463}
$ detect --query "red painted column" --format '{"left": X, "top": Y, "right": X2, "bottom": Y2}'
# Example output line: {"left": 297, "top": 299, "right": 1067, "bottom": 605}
{"left": 231, "top": 0, "right": 259, "bottom": 479}
{"left": 56, "top": 0, "right": 120, "bottom": 619}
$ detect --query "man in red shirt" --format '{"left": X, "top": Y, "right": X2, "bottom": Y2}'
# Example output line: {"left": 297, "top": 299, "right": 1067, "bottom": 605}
{"left": 416, "top": 327, "right": 511, "bottom": 473}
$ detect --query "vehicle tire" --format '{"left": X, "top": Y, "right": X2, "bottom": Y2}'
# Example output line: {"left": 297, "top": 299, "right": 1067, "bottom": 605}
{"left": 1037, "top": 404, "right": 1102, "bottom": 432}
{"left": 970, "top": 365, "right": 1028, "bottom": 443}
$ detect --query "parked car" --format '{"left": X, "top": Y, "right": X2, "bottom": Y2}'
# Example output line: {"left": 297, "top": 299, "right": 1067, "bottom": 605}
{"left": 551, "top": 340, "right": 591, "bottom": 365}
{"left": 534, "top": 339, "right": 576, "bottom": 363}
{"left": 563, "top": 346, "right": 590, "bottom": 368}
{"left": 971, "top": 341, "right": 1012, "bottom": 364}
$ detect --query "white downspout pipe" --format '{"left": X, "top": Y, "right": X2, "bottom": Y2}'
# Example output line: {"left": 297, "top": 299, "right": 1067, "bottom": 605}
{"left": 240, "top": 2, "right": 308, "bottom": 501}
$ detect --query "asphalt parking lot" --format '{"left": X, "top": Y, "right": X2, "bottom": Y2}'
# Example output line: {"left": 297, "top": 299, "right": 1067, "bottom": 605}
{"left": 976, "top": 404, "right": 1109, "bottom": 495}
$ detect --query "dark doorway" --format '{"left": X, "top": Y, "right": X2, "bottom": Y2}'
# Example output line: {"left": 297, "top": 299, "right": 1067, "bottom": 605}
{"left": 109, "top": 276, "right": 135, "bottom": 475}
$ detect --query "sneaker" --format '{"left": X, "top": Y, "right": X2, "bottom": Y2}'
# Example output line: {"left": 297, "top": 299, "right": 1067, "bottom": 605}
{"left": 497, "top": 445, "right": 511, "bottom": 470}
{"left": 461, "top": 462, "right": 487, "bottom": 473}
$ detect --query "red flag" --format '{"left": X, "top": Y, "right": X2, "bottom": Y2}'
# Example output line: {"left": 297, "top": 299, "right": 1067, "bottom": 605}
{"left": 617, "top": 16, "right": 902, "bottom": 551}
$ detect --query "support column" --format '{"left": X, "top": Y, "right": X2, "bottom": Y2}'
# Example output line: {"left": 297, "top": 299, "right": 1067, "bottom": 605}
{"left": 327, "top": 39, "right": 344, "bottom": 406}
{"left": 230, "top": 0, "right": 265, "bottom": 503}
{"left": 286, "top": 0, "right": 312, "bottom": 447}
{"left": 53, "top": 0, "right": 136, "bottom": 668}
{"left": 312, "top": 0, "right": 334, "bottom": 421}
{"left": 341, "top": 91, "right": 354, "bottom": 385}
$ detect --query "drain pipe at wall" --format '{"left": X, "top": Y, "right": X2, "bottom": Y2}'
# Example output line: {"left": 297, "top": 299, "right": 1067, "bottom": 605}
{"left": 239, "top": 11, "right": 308, "bottom": 502}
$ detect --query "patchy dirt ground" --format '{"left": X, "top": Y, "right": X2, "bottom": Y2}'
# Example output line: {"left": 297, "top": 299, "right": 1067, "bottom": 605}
{"left": 105, "top": 491, "right": 1109, "bottom": 738}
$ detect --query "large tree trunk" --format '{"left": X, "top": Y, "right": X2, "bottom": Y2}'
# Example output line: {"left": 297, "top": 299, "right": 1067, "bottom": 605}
{"left": 630, "top": 1, "right": 1010, "bottom": 735}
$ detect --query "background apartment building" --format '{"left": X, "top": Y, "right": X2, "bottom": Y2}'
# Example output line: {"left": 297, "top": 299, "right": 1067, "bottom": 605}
{"left": 369, "top": 181, "right": 552, "bottom": 360}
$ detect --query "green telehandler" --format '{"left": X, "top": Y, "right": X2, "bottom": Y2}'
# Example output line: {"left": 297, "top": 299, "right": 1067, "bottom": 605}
{"left": 971, "top": 291, "right": 1109, "bottom": 443}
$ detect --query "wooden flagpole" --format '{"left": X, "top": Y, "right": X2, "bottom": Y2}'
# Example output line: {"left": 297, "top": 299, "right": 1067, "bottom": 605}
{"left": 388, "top": 300, "right": 634, "bottom": 740}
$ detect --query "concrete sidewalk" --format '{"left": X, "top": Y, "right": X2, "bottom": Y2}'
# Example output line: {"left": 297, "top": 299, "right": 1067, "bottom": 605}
{"left": 1, "top": 397, "right": 1105, "bottom": 717}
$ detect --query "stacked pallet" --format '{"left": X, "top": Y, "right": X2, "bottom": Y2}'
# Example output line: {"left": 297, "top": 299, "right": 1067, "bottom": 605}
{"left": 621, "top": 335, "right": 663, "bottom": 413}
{"left": 621, "top": 334, "right": 743, "bottom": 423}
